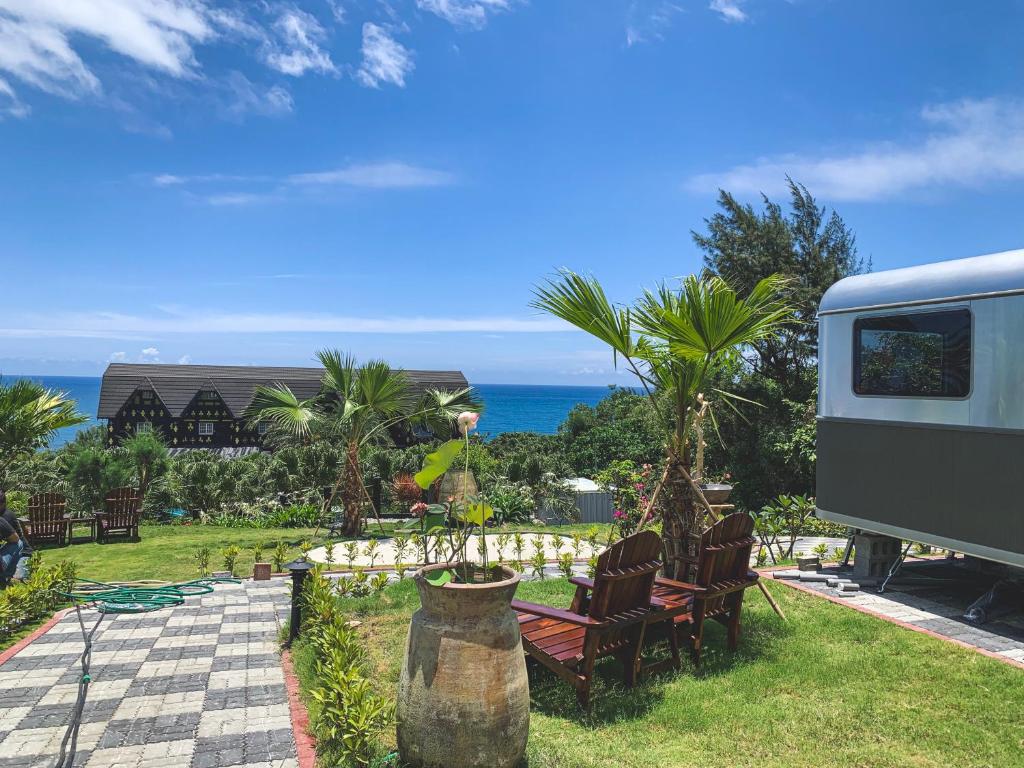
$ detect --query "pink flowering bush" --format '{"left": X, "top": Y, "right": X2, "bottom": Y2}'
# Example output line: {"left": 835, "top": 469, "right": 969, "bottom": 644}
{"left": 596, "top": 459, "right": 655, "bottom": 538}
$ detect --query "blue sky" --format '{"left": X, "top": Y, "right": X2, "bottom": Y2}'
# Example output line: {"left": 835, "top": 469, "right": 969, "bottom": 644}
{"left": 1, "top": 0, "right": 1023, "bottom": 384}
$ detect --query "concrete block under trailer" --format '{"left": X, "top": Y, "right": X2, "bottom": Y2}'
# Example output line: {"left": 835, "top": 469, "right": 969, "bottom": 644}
{"left": 815, "top": 248, "right": 1024, "bottom": 569}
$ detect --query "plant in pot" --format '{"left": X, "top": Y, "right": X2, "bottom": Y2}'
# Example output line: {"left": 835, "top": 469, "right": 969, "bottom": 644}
{"left": 396, "top": 412, "right": 529, "bottom": 768}
{"left": 251, "top": 542, "right": 272, "bottom": 581}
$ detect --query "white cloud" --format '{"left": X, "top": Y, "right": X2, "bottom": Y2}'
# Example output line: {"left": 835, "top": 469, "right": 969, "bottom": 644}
{"left": 0, "top": 75, "right": 28, "bottom": 117}
{"left": 0, "top": 308, "right": 573, "bottom": 337}
{"left": 177, "top": 354, "right": 192, "bottom": 364}
{"left": 686, "top": 97, "right": 1024, "bottom": 202}
{"left": 219, "top": 70, "right": 293, "bottom": 118}
{"left": 140, "top": 346, "right": 160, "bottom": 357}
{"left": 108, "top": 351, "right": 127, "bottom": 362}
{"left": 356, "top": 23, "right": 412, "bottom": 88}
{"left": 263, "top": 8, "right": 336, "bottom": 77}
{"left": 416, "top": 0, "right": 510, "bottom": 30}
{"left": 203, "top": 192, "right": 276, "bottom": 207}
{"left": 709, "top": 0, "right": 748, "bottom": 23}
{"left": 289, "top": 162, "right": 455, "bottom": 188}
{"left": 0, "top": 0, "right": 213, "bottom": 100}
{"left": 626, "top": 1, "right": 683, "bottom": 47}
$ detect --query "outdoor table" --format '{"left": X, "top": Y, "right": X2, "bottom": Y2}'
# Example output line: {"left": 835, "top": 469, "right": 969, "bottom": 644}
{"left": 64, "top": 514, "right": 97, "bottom": 544}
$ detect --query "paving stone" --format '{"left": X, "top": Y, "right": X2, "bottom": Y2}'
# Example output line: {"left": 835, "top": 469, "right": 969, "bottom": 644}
{"left": 0, "top": 580, "right": 295, "bottom": 768}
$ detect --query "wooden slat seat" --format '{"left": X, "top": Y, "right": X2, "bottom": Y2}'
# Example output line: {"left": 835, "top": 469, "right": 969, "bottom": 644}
{"left": 26, "top": 493, "right": 69, "bottom": 546}
{"left": 512, "top": 530, "right": 687, "bottom": 709}
{"left": 96, "top": 487, "right": 142, "bottom": 543}
{"left": 649, "top": 512, "right": 760, "bottom": 665}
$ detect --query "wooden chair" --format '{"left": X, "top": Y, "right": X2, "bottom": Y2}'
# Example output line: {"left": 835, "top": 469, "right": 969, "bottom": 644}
{"left": 650, "top": 512, "right": 760, "bottom": 665}
{"left": 512, "top": 530, "right": 685, "bottom": 708}
{"left": 26, "top": 493, "right": 69, "bottom": 546}
{"left": 96, "top": 487, "right": 142, "bottom": 543}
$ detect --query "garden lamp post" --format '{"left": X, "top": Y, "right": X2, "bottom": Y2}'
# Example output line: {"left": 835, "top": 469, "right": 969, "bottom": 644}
{"left": 286, "top": 559, "right": 315, "bottom": 644}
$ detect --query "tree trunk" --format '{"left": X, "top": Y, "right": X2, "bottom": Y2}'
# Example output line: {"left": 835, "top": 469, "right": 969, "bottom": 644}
{"left": 659, "top": 456, "right": 703, "bottom": 581}
{"left": 340, "top": 442, "right": 363, "bottom": 537}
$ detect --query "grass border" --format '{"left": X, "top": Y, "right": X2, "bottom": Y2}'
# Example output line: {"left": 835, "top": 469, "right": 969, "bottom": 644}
{"left": 281, "top": 648, "right": 317, "bottom": 768}
{"left": 765, "top": 565, "right": 1024, "bottom": 671}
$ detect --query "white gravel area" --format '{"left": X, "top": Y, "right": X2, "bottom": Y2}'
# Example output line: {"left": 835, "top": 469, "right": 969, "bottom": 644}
{"left": 307, "top": 532, "right": 604, "bottom": 568}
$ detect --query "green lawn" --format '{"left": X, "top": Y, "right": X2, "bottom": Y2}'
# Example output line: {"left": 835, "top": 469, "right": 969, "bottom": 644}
{"left": 316, "top": 578, "right": 1023, "bottom": 768}
{"left": 28, "top": 521, "right": 618, "bottom": 584}
{"left": 31, "top": 524, "right": 330, "bottom": 583}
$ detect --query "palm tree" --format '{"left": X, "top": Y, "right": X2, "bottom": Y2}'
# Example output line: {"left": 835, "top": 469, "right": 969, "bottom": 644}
{"left": 247, "top": 349, "right": 480, "bottom": 536}
{"left": 0, "top": 379, "right": 88, "bottom": 492}
{"left": 533, "top": 271, "right": 792, "bottom": 580}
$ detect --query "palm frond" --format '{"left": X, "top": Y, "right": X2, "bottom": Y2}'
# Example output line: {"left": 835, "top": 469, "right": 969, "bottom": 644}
{"left": 245, "top": 384, "right": 319, "bottom": 440}
{"left": 531, "top": 269, "right": 634, "bottom": 360}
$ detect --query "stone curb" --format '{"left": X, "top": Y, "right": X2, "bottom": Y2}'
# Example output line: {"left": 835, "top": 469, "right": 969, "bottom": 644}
{"left": 281, "top": 648, "right": 317, "bottom": 768}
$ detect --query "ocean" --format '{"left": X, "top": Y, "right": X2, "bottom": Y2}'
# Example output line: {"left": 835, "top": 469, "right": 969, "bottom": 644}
{"left": 4, "top": 375, "right": 616, "bottom": 448}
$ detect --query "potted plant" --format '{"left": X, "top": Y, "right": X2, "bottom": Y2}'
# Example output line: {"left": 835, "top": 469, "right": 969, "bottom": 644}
{"left": 396, "top": 412, "right": 529, "bottom": 768}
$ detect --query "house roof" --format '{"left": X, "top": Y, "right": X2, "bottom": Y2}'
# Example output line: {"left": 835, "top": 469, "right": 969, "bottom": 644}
{"left": 98, "top": 363, "right": 470, "bottom": 419}
{"left": 819, "top": 248, "right": 1024, "bottom": 315}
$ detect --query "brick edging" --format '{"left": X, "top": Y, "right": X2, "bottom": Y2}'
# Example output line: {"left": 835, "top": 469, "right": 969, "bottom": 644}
{"left": 0, "top": 608, "right": 72, "bottom": 666}
{"left": 281, "top": 648, "right": 317, "bottom": 768}
{"left": 769, "top": 573, "right": 1024, "bottom": 671}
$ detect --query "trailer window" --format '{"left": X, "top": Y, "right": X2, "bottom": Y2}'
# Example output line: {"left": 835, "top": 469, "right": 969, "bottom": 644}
{"left": 854, "top": 309, "right": 971, "bottom": 397}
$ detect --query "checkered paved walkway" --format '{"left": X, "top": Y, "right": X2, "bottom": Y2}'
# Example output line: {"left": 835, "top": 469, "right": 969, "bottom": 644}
{"left": 0, "top": 580, "right": 298, "bottom": 768}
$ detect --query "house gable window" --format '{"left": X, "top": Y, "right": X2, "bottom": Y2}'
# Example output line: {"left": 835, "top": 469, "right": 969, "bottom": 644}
{"left": 198, "top": 421, "right": 215, "bottom": 436}
{"left": 853, "top": 309, "right": 971, "bottom": 398}
{"left": 257, "top": 422, "right": 270, "bottom": 435}
{"left": 136, "top": 422, "right": 153, "bottom": 434}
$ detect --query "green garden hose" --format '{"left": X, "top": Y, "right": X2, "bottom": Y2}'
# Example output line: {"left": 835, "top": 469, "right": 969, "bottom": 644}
{"left": 52, "top": 576, "right": 241, "bottom": 768}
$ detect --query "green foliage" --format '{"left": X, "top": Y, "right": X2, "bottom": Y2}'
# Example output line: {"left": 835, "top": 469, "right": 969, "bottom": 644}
{"left": 0, "top": 379, "right": 87, "bottom": 491}
{"left": 595, "top": 459, "right": 654, "bottom": 537}
{"left": 251, "top": 542, "right": 265, "bottom": 564}
{"left": 0, "top": 556, "right": 77, "bottom": 642}
{"left": 343, "top": 541, "right": 360, "bottom": 568}
{"left": 323, "top": 540, "right": 335, "bottom": 567}
{"left": 756, "top": 495, "right": 816, "bottom": 561}
{"left": 530, "top": 549, "right": 547, "bottom": 579}
{"left": 413, "top": 439, "right": 464, "bottom": 489}
{"left": 557, "top": 551, "right": 574, "bottom": 579}
{"left": 362, "top": 539, "right": 380, "bottom": 568}
{"left": 300, "top": 570, "right": 392, "bottom": 767}
{"left": 696, "top": 181, "right": 861, "bottom": 509}
{"left": 220, "top": 545, "right": 241, "bottom": 575}
{"left": 370, "top": 572, "right": 390, "bottom": 593}
{"left": 193, "top": 546, "right": 212, "bottom": 576}
{"left": 558, "top": 388, "right": 663, "bottom": 476}
{"left": 272, "top": 541, "right": 290, "bottom": 572}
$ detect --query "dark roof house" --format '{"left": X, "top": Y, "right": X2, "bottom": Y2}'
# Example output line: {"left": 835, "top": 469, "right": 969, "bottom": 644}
{"left": 98, "top": 363, "right": 469, "bottom": 451}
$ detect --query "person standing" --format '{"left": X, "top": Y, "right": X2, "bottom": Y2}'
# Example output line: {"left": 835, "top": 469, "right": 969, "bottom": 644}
{"left": 0, "top": 490, "right": 31, "bottom": 587}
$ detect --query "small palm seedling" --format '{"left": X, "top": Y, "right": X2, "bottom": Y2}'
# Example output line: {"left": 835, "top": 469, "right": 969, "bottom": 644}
{"left": 571, "top": 531, "right": 584, "bottom": 558}
{"left": 344, "top": 541, "right": 360, "bottom": 568}
{"left": 371, "top": 572, "right": 390, "bottom": 593}
{"left": 393, "top": 535, "right": 409, "bottom": 569}
{"left": 194, "top": 545, "right": 212, "bottom": 576}
{"left": 272, "top": 541, "right": 289, "bottom": 572}
{"left": 530, "top": 549, "right": 547, "bottom": 580}
{"left": 495, "top": 531, "right": 511, "bottom": 562}
{"left": 557, "top": 551, "right": 574, "bottom": 579}
{"left": 364, "top": 539, "right": 381, "bottom": 568}
{"left": 323, "top": 540, "right": 335, "bottom": 568}
{"left": 221, "top": 545, "right": 241, "bottom": 576}
{"left": 512, "top": 532, "right": 526, "bottom": 563}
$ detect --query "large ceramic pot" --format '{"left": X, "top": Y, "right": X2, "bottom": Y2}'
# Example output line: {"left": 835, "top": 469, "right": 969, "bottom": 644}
{"left": 700, "top": 483, "right": 733, "bottom": 505}
{"left": 397, "top": 563, "right": 529, "bottom": 768}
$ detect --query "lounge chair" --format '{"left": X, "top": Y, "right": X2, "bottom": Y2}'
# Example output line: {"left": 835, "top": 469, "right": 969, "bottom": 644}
{"left": 649, "top": 511, "right": 760, "bottom": 665}
{"left": 26, "top": 493, "right": 69, "bottom": 546}
{"left": 96, "top": 487, "right": 142, "bottom": 543}
{"left": 512, "top": 530, "right": 686, "bottom": 708}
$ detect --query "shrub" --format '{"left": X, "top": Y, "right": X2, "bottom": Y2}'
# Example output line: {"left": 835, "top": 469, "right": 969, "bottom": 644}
{"left": 194, "top": 546, "right": 212, "bottom": 576}
{"left": 557, "top": 552, "right": 574, "bottom": 579}
{"left": 272, "top": 541, "right": 290, "bottom": 572}
{"left": 221, "top": 545, "right": 241, "bottom": 575}
{"left": 252, "top": 542, "right": 265, "bottom": 564}
{"left": 390, "top": 474, "right": 422, "bottom": 509}
{"left": 300, "top": 570, "right": 392, "bottom": 767}
{"left": 323, "top": 541, "right": 335, "bottom": 567}
{"left": 530, "top": 550, "right": 547, "bottom": 579}
{"left": 0, "top": 556, "right": 76, "bottom": 642}
{"left": 484, "top": 482, "right": 535, "bottom": 524}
